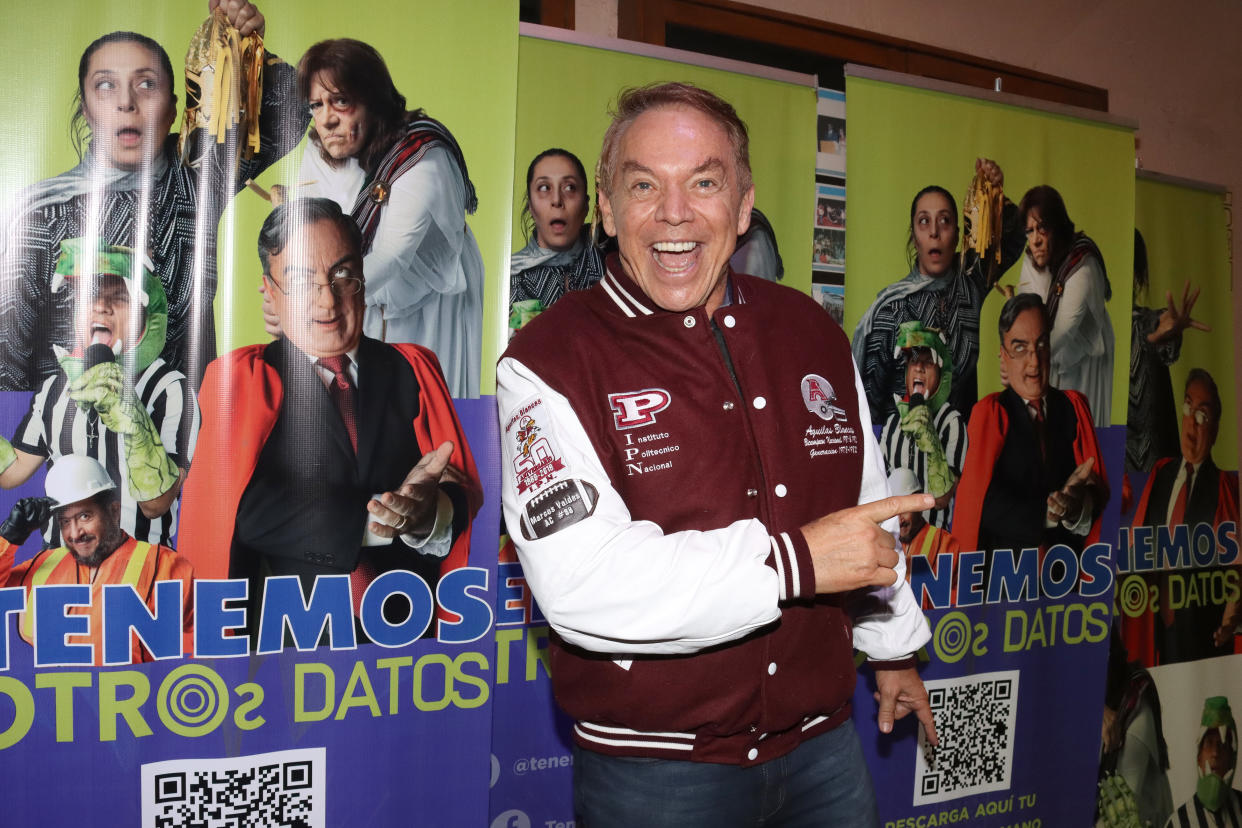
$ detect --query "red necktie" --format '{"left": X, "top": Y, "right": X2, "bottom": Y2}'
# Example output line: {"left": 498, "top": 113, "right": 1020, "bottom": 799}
{"left": 1028, "top": 401, "right": 1047, "bottom": 463}
{"left": 318, "top": 355, "right": 358, "bottom": 453}
{"left": 318, "top": 355, "right": 374, "bottom": 612}
{"left": 1170, "top": 463, "right": 1194, "bottom": 526}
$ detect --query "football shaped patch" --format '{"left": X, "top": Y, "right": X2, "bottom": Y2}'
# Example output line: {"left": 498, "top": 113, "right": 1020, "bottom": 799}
{"left": 521, "top": 478, "right": 599, "bottom": 539}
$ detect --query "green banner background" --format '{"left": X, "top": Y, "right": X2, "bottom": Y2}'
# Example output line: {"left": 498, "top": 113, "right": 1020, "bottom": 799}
{"left": 843, "top": 75, "right": 1135, "bottom": 425}
{"left": 1134, "top": 176, "right": 1236, "bottom": 465}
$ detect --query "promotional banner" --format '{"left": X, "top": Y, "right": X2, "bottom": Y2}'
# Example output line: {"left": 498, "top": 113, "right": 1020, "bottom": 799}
{"left": 0, "top": 1, "right": 516, "bottom": 824}
{"left": 844, "top": 70, "right": 1135, "bottom": 827}
{"left": 1106, "top": 174, "right": 1238, "bottom": 828}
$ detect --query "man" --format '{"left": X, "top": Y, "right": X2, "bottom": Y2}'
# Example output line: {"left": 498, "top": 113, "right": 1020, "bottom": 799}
{"left": 1132, "top": 369, "right": 1239, "bottom": 663}
{"left": 0, "top": 239, "right": 197, "bottom": 547}
{"left": 179, "top": 198, "right": 481, "bottom": 640}
{"left": 879, "top": 321, "right": 966, "bottom": 529}
{"left": 954, "top": 292, "right": 1108, "bottom": 556}
{"left": 499, "top": 82, "right": 936, "bottom": 826}
{"left": 1165, "top": 697, "right": 1242, "bottom": 827}
{"left": 0, "top": 455, "right": 194, "bottom": 665}
{"left": 890, "top": 468, "right": 961, "bottom": 608}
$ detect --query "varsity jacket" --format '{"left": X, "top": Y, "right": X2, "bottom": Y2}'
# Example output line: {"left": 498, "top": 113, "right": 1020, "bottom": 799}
{"left": 498, "top": 262, "right": 929, "bottom": 766}
{"left": 0, "top": 534, "right": 193, "bottom": 664}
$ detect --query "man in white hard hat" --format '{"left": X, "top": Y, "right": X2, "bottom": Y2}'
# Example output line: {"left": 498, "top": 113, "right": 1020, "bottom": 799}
{"left": 0, "top": 454, "right": 194, "bottom": 665}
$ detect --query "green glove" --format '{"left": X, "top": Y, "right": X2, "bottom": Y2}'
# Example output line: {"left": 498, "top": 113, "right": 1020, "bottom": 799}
{"left": 1094, "top": 772, "right": 1145, "bottom": 828}
{"left": 68, "top": 362, "right": 179, "bottom": 502}
{"left": 0, "top": 434, "right": 15, "bottom": 476}
{"left": 899, "top": 405, "right": 955, "bottom": 498}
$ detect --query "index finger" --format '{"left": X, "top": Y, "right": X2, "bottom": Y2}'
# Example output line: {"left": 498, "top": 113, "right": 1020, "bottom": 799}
{"left": 405, "top": 441, "right": 454, "bottom": 484}
{"left": 857, "top": 493, "right": 935, "bottom": 524}
{"left": 1068, "top": 457, "right": 1094, "bottom": 483}
{"left": 918, "top": 703, "right": 939, "bottom": 747}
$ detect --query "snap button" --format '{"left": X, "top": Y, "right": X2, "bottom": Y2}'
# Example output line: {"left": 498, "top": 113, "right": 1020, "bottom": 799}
{"left": 683, "top": 315, "right": 696, "bottom": 328}
{"left": 774, "top": 484, "right": 787, "bottom": 498}
{"left": 747, "top": 748, "right": 758, "bottom": 761}
{"left": 723, "top": 315, "right": 736, "bottom": 328}
{"left": 753, "top": 396, "right": 766, "bottom": 409}
{"left": 768, "top": 662, "right": 777, "bottom": 675}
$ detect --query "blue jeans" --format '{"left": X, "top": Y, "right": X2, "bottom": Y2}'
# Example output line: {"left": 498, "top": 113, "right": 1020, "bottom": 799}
{"left": 573, "top": 720, "right": 880, "bottom": 828}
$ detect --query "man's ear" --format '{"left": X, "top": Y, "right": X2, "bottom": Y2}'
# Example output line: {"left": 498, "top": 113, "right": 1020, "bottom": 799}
{"left": 735, "top": 185, "right": 755, "bottom": 236}
{"left": 598, "top": 182, "right": 618, "bottom": 238}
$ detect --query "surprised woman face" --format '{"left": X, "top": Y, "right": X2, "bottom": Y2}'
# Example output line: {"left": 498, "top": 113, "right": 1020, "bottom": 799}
{"left": 82, "top": 41, "right": 177, "bottom": 171}
{"left": 911, "top": 191, "right": 959, "bottom": 277}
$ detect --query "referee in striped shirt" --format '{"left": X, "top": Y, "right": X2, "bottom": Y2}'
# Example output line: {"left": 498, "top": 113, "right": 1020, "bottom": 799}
{"left": 878, "top": 321, "right": 966, "bottom": 530}
{"left": 0, "top": 239, "right": 197, "bottom": 548}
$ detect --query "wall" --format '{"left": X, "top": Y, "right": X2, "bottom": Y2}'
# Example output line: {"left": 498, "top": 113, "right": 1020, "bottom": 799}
{"left": 573, "top": 0, "right": 1242, "bottom": 477}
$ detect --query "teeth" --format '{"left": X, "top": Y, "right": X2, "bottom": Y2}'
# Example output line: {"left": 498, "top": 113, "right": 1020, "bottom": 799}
{"left": 653, "top": 241, "right": 696, "bottom": 253}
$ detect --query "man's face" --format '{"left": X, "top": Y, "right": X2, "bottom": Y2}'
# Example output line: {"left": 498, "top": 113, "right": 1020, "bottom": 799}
{"left": 307, "top": 72, "right": 368, "bottom": 161}
{"left": 898, "top": 509, "right": 925, "bottom": 546}
{"left": 57, "top": 497, "right": 123, "bottom": 568}
{"left": 264, "top": 219, "right": 365, "bottom": 359}
{"left": 1000, "top": 307, "right": 1050, "bottom": 403}
{"left": 1199, "top": 727, "right": 1237, "bottom": 780}
{"left": 75, "top": 273, "right": 144, "bottom": 353}
{"left": 904, "top": 348, "right": 941, "bottom": 401}
{"left": 1024, "top": 208, "right": 1052, "bottom": 270}
{"left": 598, "top": 105, "right": 754, "bottom": 316}
{"left": 1181, "top": 377, "right": 1219, "bottom": 465}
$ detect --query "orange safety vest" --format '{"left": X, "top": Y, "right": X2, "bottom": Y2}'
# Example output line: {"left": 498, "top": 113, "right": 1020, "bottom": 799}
{"left": 3, "top": 536, "right": 181, "bottom": 665}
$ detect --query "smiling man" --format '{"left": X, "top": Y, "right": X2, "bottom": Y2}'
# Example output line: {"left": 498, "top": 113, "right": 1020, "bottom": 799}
{"left": 179, "top": 198, "right": 481, "bottom": 643}
{"left": 499, "top": 83, "right": 937, "bottom": 827}
{"left": 0, "top": 454, "right": 194, "bottom": 665}
{"left": 953, "top": 292, "right": 1108, "bottom": 557}
{"left": 0, "top": 239, "right": 197, "bottom": 548}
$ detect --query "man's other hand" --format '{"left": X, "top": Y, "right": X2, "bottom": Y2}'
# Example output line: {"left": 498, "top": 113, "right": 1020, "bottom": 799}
{"left": 367, "top": 441, "right": 454, "bottom": 539}
{"left": 874, "top": 666, "right": 939, "bottom": 746}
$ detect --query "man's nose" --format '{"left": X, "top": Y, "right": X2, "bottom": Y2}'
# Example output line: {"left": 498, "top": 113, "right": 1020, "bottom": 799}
{"left": 655, "top": 186, "right": 692, "bottom": 224}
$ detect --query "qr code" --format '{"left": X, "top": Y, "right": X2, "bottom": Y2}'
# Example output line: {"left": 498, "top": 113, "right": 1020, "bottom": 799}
{"left": 141, "top": 747, "right": 325, "bottom": 827}
{"left": 912, "top": 670, "right": 1019, "bottom": 806}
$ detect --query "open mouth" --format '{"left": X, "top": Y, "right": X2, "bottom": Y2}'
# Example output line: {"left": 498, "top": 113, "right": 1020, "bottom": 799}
{"left": 548, "top": 219, "right": 568, "bottom": 234}
{"left": 116, "top": 127, "right": 143, "bottom": 148}
{"left": 89, "top": 323, "right": 115, "bottom": 347}
{"left": 910, "top": 379, "right": 927, "bottom": 395}
{"left": 652, "top": 241, "right": 700, "bottom": 273}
